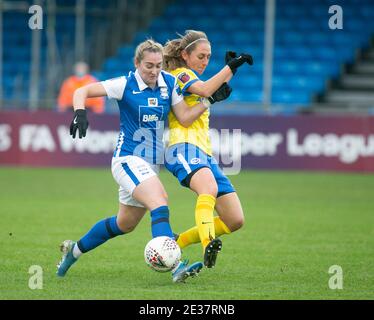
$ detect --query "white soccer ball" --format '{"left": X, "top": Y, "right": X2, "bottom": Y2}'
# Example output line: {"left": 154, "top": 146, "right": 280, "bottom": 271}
{"left": 144, "top": 236, "right": 181, "bottom": 272}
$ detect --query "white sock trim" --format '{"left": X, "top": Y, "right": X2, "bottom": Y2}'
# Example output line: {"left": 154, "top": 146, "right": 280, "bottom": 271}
{"left": 72, "top": 243, "right": 82, "bottom": 259}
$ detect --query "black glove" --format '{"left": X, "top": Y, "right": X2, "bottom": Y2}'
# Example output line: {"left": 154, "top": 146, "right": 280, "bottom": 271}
{"left": 208, "top": 82, "right": 232, "bottom": 104}
{"left": 225, "top": 51, "right": 237, "bottom": 64}
{"left": 227, "top": 53, "right": 253, "bottom": 75}
{"left": 70, "top": 109, "right": 89, "bottom": 139}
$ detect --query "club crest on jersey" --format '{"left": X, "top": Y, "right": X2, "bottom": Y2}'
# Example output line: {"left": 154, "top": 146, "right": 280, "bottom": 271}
{"left": 178, "top": 72, "right": 190, "bottom": 84}
{"left": 148, "top": 98, "right": 158, "bottom": 106}
{"left": 160, "top": 87, "right": 169, "bottom": 99}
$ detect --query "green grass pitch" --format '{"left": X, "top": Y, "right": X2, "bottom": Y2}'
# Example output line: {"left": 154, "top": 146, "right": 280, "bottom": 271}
{"left": 0, "top": 167, "right": 373, "bottom": 299}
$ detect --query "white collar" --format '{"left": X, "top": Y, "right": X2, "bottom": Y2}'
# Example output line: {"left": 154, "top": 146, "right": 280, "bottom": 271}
{"left": 134, "top": 69, "right": 167, "bottom": 90}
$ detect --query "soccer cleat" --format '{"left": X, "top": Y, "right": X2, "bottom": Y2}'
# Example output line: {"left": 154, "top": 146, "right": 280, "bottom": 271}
{"left": 56, "top": 240, "right": 77, "bottom": 277}
{"left": 172, "top": 259, "right": 203, "bottom": 283}
{"left": 204, "top": 238, "right": 222, "bottom": 268}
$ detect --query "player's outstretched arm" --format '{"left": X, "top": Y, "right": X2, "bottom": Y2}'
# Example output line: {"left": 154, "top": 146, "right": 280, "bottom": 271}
{"left": 70, "top": 83, "right": 107, "bottom": 139}
{"left": 187, "top": 52, "right": 252, "bottom": 98}
{"left": 172, "top": 82, "right": 232, "bottom": 127}
{"left": 187, "top": 66, "right": 232, "bottom": 98}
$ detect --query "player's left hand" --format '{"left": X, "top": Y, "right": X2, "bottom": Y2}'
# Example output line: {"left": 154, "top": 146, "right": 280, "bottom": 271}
{"left": 208, "top": 82, "right": 232, "bottom": 104}
{"left": 227, "top": 53, "right": 254, "bottom": 75}
{"left": 70, "top": 109, "right": 89, "bottom": 139}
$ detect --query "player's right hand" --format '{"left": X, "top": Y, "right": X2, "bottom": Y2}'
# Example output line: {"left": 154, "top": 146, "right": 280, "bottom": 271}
{"left": 70, "top": 109, "right": 89, "bottom": 139}
{"left": 227, "top": 53, "right": 253, "bottom": 75}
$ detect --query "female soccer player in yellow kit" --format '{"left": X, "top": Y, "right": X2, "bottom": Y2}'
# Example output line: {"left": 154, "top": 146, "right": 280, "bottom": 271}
{"left": 164, "top": 30, "right": 253, "bottom": 268}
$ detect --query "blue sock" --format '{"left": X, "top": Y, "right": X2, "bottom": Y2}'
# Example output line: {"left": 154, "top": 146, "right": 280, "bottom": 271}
{"left": 150, "top": 206, "right": 174, "bottom": 239}
{"left": 77, "top": 216, "right": 124, "bottom": 253}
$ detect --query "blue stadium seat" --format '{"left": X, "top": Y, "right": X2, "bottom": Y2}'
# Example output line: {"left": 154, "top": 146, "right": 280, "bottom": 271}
{"left": 185, "top": 4, "right": 204, "bottom": 16}
{"left": 103, "top": 57, "right": 122, "bottom": 72}
{"left": 274, "top": 47, "right": 291, "bottom": 60}
{"left": 231, "top": 32, "right": 251, "bottom": 45}
{"left": 288, "top": 47, "right": 314, "bottom": 61}
{"left": 312, "top": 47, "right": 337, "bottom": 62}
{"left": 272, "top": 90, "right": 311, "bottom": 104}
{"left": 221, "top": 19, "right": 244, "bottom": 32}
{"left": 305, "top": 33, "right": 330, "bottom": 46}
{"left": 117, "top": 46, "right": 135, "bottom": 59}
{"left": 210, "top": 6, "right": 233, "bottom": 18}
{"left": 234, "top": 5, "right": 264, "bottom": 19}
{"left": 302, "top": 62, "right": 340, "bottom": 77}
{"left": 274, "top": 61, "right": 301, "bottom": 75}
{"left": 230, "top": 75, "right": 262, "bottom": 90}
{"left": 272, "top": 75, "right": 289, "bottom": 90}
{"left": 278, "top": 32, "right": 305, "bottom": 45}
{"left": 288, "top": 75, "right": 326, "bottom": 92}
{"left": 230, "top": 90, "right": 263, "bottom": 103}
{"left": 275, "top": 19, "right": 294, "bottom": 31}
{"left": 192, "top": 18, "right": 217, "bottom": 33}
{"left": 91, "top": 71, "right": 106, "bottom": 81}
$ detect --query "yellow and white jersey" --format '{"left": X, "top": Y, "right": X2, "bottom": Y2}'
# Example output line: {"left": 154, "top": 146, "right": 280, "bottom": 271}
{"left": 168, "top": 67, "right": 212, "bottom": 156}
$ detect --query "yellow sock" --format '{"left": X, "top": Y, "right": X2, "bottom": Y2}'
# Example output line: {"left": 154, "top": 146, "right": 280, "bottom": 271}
{"left": 176, "top": 226, "right": 201, "bottom": 249}
{"left": 176, "top": 216, "right": 232, "bottom": 249}
{"left": 214, "top": 216, "right": 231, "bottom": 235}
{"left": 195, "top": 194, "right": 216, "bottom": 250}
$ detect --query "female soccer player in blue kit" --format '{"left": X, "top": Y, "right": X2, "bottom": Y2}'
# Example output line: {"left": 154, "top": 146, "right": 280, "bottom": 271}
{"left": 163, "top": 30, "right": 253, "bottom": 268}
{"left": 56, "top": 39, "right": 230, "bottom": 283}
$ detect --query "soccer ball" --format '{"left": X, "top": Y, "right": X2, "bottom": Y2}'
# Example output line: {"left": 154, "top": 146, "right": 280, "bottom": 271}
{"left": 144, "top": 236, "right": 181, "bottom": 272}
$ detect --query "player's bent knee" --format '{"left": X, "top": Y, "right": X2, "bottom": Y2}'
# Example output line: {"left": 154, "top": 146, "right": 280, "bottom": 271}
{"left": 228, "top": 216, "right": 245, "bottom": 232}
{"left": 235, "top": 216, "right": 245, "bottom": 231}
{"left": 117, "top": 220, "right": 137, "bottom": 233}
{"left": 121, "top": 224, "right": 137, "bottom": 233}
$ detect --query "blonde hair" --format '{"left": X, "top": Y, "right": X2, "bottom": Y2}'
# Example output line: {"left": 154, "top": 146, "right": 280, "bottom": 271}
{"left": 134, "top": 39, "right": 164, "bottom": 63}
{"left": 163, "top": 30, "right": 209, "bottom": 71}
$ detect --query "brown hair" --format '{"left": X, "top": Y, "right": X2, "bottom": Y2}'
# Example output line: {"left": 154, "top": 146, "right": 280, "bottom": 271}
{"left": 134, "top": 39, "right": 163, "bottom": 64}
{"left": 163, "top": 30, "right": 209, "bottom": 71}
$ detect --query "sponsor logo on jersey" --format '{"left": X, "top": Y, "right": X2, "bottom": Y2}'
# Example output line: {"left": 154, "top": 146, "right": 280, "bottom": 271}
{"left": 148, "top": 98, "right": 158, "bottom": 106}
{"left": 178, "top": 72, "right": 190, "bottom": 84}
{"left": 142, "top": 114, "right": 159, "bottom": 122}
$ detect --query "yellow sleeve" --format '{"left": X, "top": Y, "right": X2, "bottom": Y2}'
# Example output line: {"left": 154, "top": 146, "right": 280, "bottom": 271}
{"left": 174, "top": 68, "right": 199, "bottom": 94}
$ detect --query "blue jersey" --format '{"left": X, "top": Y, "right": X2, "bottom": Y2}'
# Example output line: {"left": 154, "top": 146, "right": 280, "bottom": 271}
{"left": 102, "top": 69, "right": 183, "bottom": 164}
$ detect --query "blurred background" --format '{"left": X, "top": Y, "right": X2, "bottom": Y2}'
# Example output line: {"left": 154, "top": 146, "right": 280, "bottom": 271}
{"left": 1, "top": 0, "right": 373, "bottom": 114}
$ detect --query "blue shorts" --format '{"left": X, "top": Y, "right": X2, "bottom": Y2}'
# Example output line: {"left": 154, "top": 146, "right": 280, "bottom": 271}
{"left": 164, "top": 143, "right": 235, "bottom": 197}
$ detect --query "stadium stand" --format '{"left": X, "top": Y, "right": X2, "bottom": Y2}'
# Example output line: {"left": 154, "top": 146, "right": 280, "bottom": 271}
{"left": 1, "top": 0, "right": 159, "bottom": 108}
{"left": 2, "top": 0, "right": 374, "bottom": 114}
{"left": 316, "top": 45, "right": 374, "bottom": 112}
{"left": 95, "top": 0, "right": 374, "bottom": 114}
